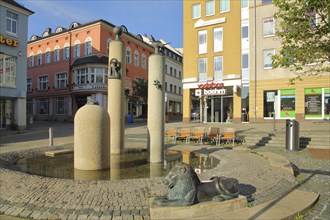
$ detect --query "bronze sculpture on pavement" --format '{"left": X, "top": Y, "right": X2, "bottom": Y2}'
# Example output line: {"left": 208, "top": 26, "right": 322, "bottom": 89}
{"left": 153, "top": 162, "right": 239, "bottom": 207}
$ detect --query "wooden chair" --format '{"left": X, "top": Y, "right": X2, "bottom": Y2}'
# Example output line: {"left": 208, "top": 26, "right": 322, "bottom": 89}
{"left": 220, "top": 127, "right": 236, "bottom": 146}
{"left": 176, "top": 127, "right": 191, "bottom": 144}
{"left": 165, "top": 127, "right": 177, "bottom": 143}
{"left": 189, "top": 127, "right": 206, "bottom": 143}
{"left": 203, "top": 127, "right": 220, "bottom": 145}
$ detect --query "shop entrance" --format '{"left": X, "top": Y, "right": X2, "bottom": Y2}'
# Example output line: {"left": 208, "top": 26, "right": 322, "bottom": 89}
{"left": 203, "top": 96, "right": 233, "bottom": 123}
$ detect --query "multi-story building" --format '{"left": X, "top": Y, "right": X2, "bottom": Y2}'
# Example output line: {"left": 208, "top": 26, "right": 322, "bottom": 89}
{"left": 27, "top": 20, "right": 154, "bottom": 121}
{"left": 183, "top": 0, "right": 329, "bottom": 123}
{"left": 0, "top": 0, "right": 33, "bottom": 129}
{"left": 183, "top": 0, "right": 242, "bottom": 123}
{"left": 249, "top": 0, "right": 329, "bottom": 122}
{"left": 141, "top": 36, "right": 183, "bottom": 120}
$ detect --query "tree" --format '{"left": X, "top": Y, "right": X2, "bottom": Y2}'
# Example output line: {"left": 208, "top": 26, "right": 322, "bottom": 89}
{"left": 133, "top": 78, "right": 148, "bottom": 103}
{"left": 272, "top": 0, "right": 330, "bottom": 81}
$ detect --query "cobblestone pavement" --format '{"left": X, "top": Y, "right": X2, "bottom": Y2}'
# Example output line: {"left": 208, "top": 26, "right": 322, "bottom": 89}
{"left": 0, "top": 120, "right": 329, "bottom": 219}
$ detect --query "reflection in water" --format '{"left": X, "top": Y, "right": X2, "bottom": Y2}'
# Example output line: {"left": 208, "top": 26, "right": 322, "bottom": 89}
{"left": 11, "top": 149, "right": 219, "bottom": 181}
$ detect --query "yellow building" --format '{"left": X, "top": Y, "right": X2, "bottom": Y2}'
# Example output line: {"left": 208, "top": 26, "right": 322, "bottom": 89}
{"left": 183, "top": 0, "right": 242, "bottom": 123}
{"left": 183, "top": 0, "right": 330, "bottom": 123}
{"left": 249, "top": 0, "right": 330, "bottom": 122}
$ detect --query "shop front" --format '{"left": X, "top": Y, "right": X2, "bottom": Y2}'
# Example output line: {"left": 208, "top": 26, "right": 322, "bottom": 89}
{"left": 189, "top": 81, "right": 239, "bottom": 123}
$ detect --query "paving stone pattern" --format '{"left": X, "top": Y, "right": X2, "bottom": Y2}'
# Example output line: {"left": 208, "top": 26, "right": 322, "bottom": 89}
{"left": 0, "top": 120, "right": 329, "bottom": 219}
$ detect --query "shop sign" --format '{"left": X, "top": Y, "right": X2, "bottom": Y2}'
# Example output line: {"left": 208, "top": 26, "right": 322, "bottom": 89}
{"left": 0, "top": 34, "right": 19, "bottom": 47}
{"left": 195, "top": 88, "right": 227, "bottom": 96}
{"left": 304, "top": 88, "right": 322, "bottom": 95}
{"left": 197, "top": 82, "right": 224, "bottom": 89}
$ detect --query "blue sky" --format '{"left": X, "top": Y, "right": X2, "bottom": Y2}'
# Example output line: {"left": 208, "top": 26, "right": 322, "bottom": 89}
{"left": 17, "top": 0, "right": 183, "bottom": 48}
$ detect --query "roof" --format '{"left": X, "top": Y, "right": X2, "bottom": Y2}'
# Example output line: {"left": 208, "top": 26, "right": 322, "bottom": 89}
{"left": 1, "top": 0, "right": 34, "bottom": 14}
{"left": 72, "top": 55, "right": 108, "bottom": 66}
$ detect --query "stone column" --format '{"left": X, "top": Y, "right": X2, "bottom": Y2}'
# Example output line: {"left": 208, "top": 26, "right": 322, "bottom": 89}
{"left": 108, "top": 27, "right": 126, "bottom": 155}
{"left": 147, "top": 42, "right": 165, "bottom": 163}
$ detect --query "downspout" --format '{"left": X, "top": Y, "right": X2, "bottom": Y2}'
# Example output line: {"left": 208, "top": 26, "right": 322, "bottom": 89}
{"left": 254, "top": 0, "right": 257, "bottom": 122}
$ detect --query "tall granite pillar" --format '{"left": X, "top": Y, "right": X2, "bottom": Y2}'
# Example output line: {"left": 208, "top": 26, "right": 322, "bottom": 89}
{"left": 147, "top": 42, "right": 165, "bottom": 163}
{"left": 108, "top": 27, "right": 126, "bottom": 155}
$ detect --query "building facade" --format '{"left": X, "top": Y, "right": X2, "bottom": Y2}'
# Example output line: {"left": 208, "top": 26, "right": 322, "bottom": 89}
{"left": 182, "top": 0, "right": 329, "bottom": 123}
{"left": 141, "top": 36, "right": 183, "bottom": 120}
{"left": 27, "top": 20, "right": 155, "bottom": 121}
{"left": 183, "top": 0, "right": 242, "bottom": 123}
{"left": 0, "top": 0, "right": 33, "bottom": 129}
{"left": 249, "top": 0, "right": 330, "bottom": 122}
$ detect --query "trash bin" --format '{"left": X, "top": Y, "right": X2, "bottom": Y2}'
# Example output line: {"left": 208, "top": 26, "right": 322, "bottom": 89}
{"left": 127, "top": 114, "right": 133, "bottom": 123}
{"left": 241, "top": 111, "right": 247, "bottom": 122}
{"left": 285, "top": 119, "right": 300, "bottom": 151}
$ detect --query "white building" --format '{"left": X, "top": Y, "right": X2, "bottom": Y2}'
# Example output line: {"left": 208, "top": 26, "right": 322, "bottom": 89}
{"left": 0, "top": 0, "right": 34, "bottom": 129}
{"left": 142, "top": 36, "right": 183, "bottom": 120}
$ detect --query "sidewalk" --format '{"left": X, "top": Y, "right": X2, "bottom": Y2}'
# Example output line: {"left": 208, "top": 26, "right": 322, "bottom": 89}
{"left": 0, "top": 120, "right": 329, "bottom": 219}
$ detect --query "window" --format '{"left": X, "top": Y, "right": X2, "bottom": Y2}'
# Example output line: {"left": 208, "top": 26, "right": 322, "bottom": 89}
{"left": 126, "top": 47, "right": 132, "bottom": 64}
{"left": 220, "top": 0, "right": 230, "bottom": 13}
{"left": 29, "top": 54, "right": 34, "bottom": 67}
{"left": 165, "top": 65, "right": 168, "bottom": 74}
{"left": 55, "top": 97, "right": 67, "bottom": 115}
{"left": 214, "top": 27, "right": 223, "bottom": 52}
{"left": 179, "top": 87, "right": 182, "bottom": 95}
{"left": 198, "top": 30, "right": 207, "bottom": 54}
{"left": 85, "top": 38, "right": 92, "bottom": 55}
{"left": 214, "top": 56, "right": 223, "bottom": 81}
{"left": 76, "top": 68, "right": 88, "bottom": 84}
{"left": 178, "top": 71, "right": 182, "bottom": 79}
{"left": 174, "top": 69, "right": 177, "bottom": 77}
{"left": 36, "top": 99, "right": 49, "bottom": 115}
{"left": 90, "top": 67, "right": 105, "bottom": 83}
{"left": 45, "top": 49, "right": 51, "bottom": 64}
{"left": 192, "top": 4, "right": 201, "bottom": 19}
{"left": 37, "top": 51, "right": 42, "bottom": 66}
{"left": 242, "top": 26, "right": 248, "bottom": 39}
{"left": 170, "top": 84, "right": 173, "bottom": 93}
{"left": 64, "top": 44, "right": 70, "bottom": 60}
{"left": 56, "top": 73, "right": 67, "bottom": 88}
{"left": 241, "top": 0, "right": 249, "bottom": 8}
{"left": 27, "top": 99, "right": 33, "bottom": 115}
{"left": 27, "top": 78, "right": 32, "bottom": 91}
{"left": 206, "top": 1, "right": 215, "bottom": 16}
{"left": 198, "top": 58, "right": 207, "bottom": 82}
{"left": 38, "top": 75, "right": 48, "bottom": 90}
{"left": 263, "top": 49, "right": 275, "bottom": 69}
{"left": 0, "top": 54, "right": 16, "bottom": 86}
{"left": 170, "top": 67, "right": 173, "bottom": 75}
{"left": 142, "top": 53, "right": 147, "bottom": 68}
{"left": 54, "top": 47, "right": 60, "bottom": 62}
{"left": 174, "top": 85, "right": 177, "bottom": 94}
{"left": 134, "top": 50, "right": 139, "bottom": 66}
{"left": 242, "top": 53, "right": 249, "bottom": 69}
{"left": 6, "top": 11, "right": 18, "bottom": 35}
{"left": 165, "top": 82, "right": 167, "bottom": 91}
{"left": 280, "top": 89, "right": 296, "bottom": 118}
{"left": 74, "top": 41, "right": 80, "bottom": 58}
{"left": 263, "top": 17, "right": 275, "bottom": 36}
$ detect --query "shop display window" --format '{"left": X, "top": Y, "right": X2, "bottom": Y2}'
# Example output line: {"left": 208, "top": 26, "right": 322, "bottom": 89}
{"left": 280, "top": 89, "right": 295, "bottom": 118}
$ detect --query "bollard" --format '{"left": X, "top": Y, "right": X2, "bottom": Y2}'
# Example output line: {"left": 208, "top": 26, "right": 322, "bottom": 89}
{"left": 49, "top": 127, "right": 53, "bottom": 146}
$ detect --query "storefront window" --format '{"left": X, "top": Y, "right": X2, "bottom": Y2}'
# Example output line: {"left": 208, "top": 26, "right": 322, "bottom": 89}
{"left": 305, "top": 88, "right": 322, "bottom": 119}
{"left": 264, "top": 90, "right": 277, "bottom": 118}
{"left": 280, "top": 89, "right": 295, "bottom": 118}
{"left": 241, "top": 84, "right": 249, "bottom": 121}
{"left": 55, "top": 97, "right": 67, "bottom": 115}
{"left": 324, "top": 88, "right": 330, "bottom": 119}
{"left": 37, "top": 99, "right": 49, "bottom": 115}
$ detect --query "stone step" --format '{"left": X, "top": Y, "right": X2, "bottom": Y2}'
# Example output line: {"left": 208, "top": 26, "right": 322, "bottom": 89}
{"left": 44, "top": 149, "right": 73, "bottom": 157}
